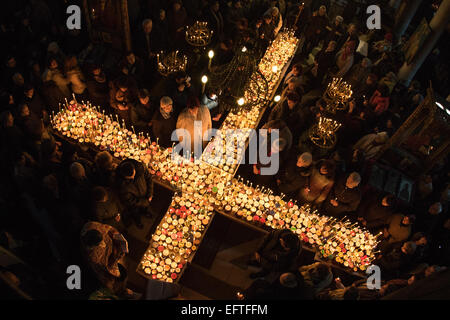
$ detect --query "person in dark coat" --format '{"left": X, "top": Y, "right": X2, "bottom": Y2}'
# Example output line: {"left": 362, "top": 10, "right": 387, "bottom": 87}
{"left": 267, "top": 91, "right": 304, "bottom": 136}
{"left": 130, "top": 89, "right": 154, "bottom": 134}
{"left": 92, "top": 151, "right": 117, "bottom": 188}
{"left": 116, "top": 159, "right": 154, "bottom": 229}
{"left": 152, "top": 96, "right": 177, "bottom": 148}
{"left": 323, "top": 172, "right": 362, "bottom": 217}
{"left": 167, "top": 1, "right": 188, "bottom": 44}
{"left": 324, "top": 15, "right": 345, "bottom": 44}
{"left": 303, "top": 5, "right": 329, "bottom": 55}
{"left": 119, "top": 52, "right": 146, "bottom": 84}
{"left": 134, "top": 19, "right": 161, "bottom": 61}
{"left": 92, "top": 186, "right": 125, "bottom": 233}
{"left": 380, "top": 214, "right": 414, "bottom": 252}
{"left": 249, "top": 229, "right": 301, "bottom": 279}
{"left": 203, "top": 1, "right": 225, "bottom": 44}
{"left": 276, "top": 152, "right": 313, "bottom": 199}
{"left": 109, "top": 77, "right": 136, "bottom": 127}
{"left": 357, "top": 193, "right": 395, "bottom": 232}
{"left": 65, "top": 162, "right": 93, "bottom": 221}
{"left": 311, "top": 40, "right": 337, "bottom": 86}
{"left": 0, "top": 111, "right": 25, "bottom": 163}
{"left": 238, "top": 271, "right": 312, "bottom": 300}
{"left": 21, "top": 83, "right": 46, "bottom": 120}
{"left": 169, "top": 72, "right": 193, "bottom": 117}
{"left": 86, "top": 65, "right": 110, "bottom": 110}
{"left": 375, "top": 241, "right": 416, "bottom": 277}
{"left": 256, "top": 14, "right": 276, "bottom": 47}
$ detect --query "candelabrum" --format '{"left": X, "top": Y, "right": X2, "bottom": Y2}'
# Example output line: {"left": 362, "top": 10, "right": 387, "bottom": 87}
{"left": 185, "top": 21, "right": 213, "bottom": 47}
{"left": 156, "top": 50, "right": 187, "bottom": 77}
{"left": 323, "top": 77, "right": 353, "bottom": 114}
{"left": 309, "top": 117, "right": 342, "bottom": 149}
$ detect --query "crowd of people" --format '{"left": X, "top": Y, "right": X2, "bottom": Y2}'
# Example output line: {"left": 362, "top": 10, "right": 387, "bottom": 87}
{"left": 0, "top": 0, "right": 449, "bottom": 300}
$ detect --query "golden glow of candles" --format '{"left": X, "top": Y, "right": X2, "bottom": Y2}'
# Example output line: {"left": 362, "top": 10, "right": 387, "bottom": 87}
{"left": 274, "top": 95, "right": 281, "bottom": 102}
{"left": 208, "top": 50, "right": 214, "bottom": 59}
{"left": 237, "top": 97, "right": 245, "bottom": 106}
{"left": 201, "top": 75, "right": 208, "bottom": 84}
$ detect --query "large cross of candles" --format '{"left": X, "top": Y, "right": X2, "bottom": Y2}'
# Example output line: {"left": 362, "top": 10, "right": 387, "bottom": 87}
{"left": 51, "top": 31, "right": 379, "bottom": 284}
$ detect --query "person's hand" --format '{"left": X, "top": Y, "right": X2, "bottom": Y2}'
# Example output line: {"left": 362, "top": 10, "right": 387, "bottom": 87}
{"left": 176, "top": 27, "right": 184, "bottom": 32}
{"left": 236, "top": 292, "right": 245, "bottom": 300}
{"left": 335, "top": 277, "right": 344, "bottom": 289}
{"left": 115, "top": 214, "right": 121, "bottom": 222}
{"left": 330, "top": 199, "right": 339, "bottom": 207}
{"left": 276, "top": 179, "right": 281, "bottom": 185}
{"left": 148, "top": 121, "right": 153, "bottom": 126}
{"left": 122, "top": 67, "right": 129, "bottom": 75}
{"left": 148, "top": 196, "right": 153, "bottom": 202}
{"left": 253, "top": 165, "right": 260, "bottom": 175}
{"left": 118, "top": 104, "right": 128, "bottom": 111}
{"left": 254, "top": 252, "right": 261, "bottom": 262}
{"left": 304, "top": 186, "right": 310, "bottom": 193}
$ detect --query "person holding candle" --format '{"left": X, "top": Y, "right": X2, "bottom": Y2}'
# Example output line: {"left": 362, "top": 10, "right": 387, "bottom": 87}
{"left": 322, "top": 171, "right": 361, "bottom": 217}
{"left": 109, "top": 77, "right": 135, "bottom": 128}
{"left": 357, "top": 193, "right": 396, "bottom": 232}
{"left": 297, "top": 159, "right": 336, "bottom": 206}
{"left": 276, "top": 151, "right": 313, "bottom": 198}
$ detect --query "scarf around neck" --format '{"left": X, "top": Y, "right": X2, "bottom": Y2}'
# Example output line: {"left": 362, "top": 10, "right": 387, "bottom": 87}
{"left": 160, "top": 106, "right": 171, "bottom": 120}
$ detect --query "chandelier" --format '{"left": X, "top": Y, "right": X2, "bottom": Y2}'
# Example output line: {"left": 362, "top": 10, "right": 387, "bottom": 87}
{"left": 323, "top": 77, "right": 353, "bottom": 114}
{"left": 185, "top": 21, "right": 213, "bottom": 47}
{"left": 309, "top": 117, "right": 342, "bottom": 149}
{"left": 156, "top": 50, "right": 187, "bottom": 77}
{"left": 208, "top": 45, "right": 269, "bottom": 112}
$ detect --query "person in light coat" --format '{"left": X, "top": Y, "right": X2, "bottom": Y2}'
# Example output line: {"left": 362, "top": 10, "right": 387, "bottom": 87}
{"left": 176, "top": 96, "right": 211, "bottom": 156}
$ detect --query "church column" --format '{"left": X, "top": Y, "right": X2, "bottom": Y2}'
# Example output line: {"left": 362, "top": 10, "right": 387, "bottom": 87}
{"left": 397, "top": 0, "right": 450, "bottom": 86}
{"left": 394, "top": 0, "right": 423, "bottom": 39}
{"left": 121, "top": 0, "right": 132, "bottom": 51}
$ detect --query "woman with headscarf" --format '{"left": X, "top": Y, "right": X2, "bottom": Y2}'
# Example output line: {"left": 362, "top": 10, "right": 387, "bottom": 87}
{"left": 335, "top": 40, "right": 356, "bottom": 78}
{"left": 152, "top": 96, "right": 177, "bottom": 148}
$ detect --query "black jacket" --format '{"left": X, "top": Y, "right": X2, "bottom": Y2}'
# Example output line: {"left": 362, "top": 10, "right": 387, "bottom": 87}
{"left": 323, "top": 177, "right": 361, "bottom": 217}
{"left": 358, "top": 195, "right": 393, "bottom": 231}
{"left": 117, "top": 159, "right": 154, "bottom": 213}
{"left": 152, "top": 110, "right": 177, "bottom": 149}
{"left": 277, "top": 157, "right": 312, "bottom": 197}
{"left": 257, "top": 229, "right": 300, "bottom": 272}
